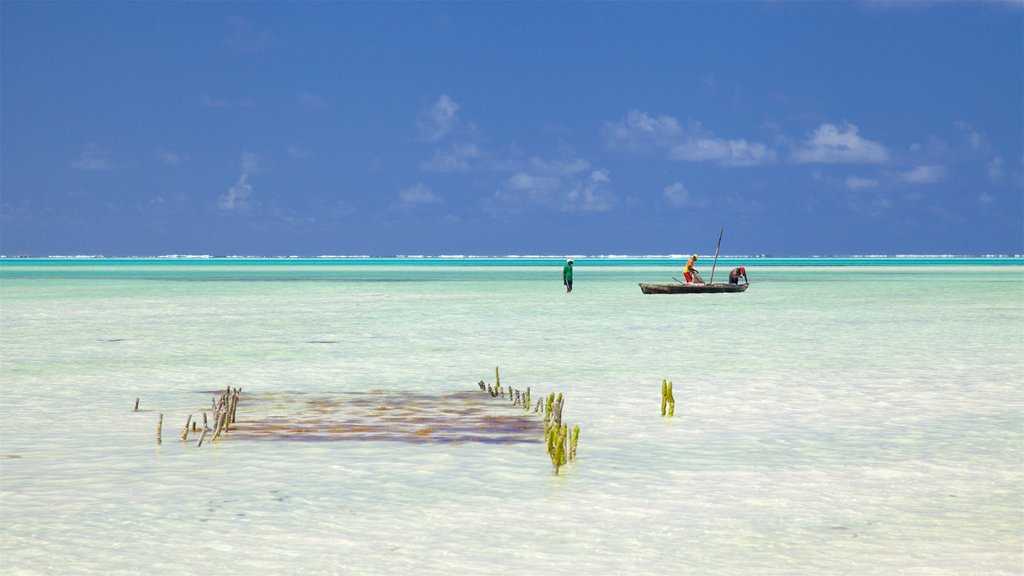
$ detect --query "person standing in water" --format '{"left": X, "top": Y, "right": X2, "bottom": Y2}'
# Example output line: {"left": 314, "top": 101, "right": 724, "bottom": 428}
{"left": 683, "top": 254, "right": 704, "bottom": 284}
{"left": 562, "top": 259, "right": 574, "bottom": 292}
{"left": 729, "top": 266, "right": 749, "bottom": 285}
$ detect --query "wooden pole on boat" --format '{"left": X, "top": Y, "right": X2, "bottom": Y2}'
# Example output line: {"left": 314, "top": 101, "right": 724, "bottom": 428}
{"left": 709, "top": 227, "right": 724, "bottom": 284}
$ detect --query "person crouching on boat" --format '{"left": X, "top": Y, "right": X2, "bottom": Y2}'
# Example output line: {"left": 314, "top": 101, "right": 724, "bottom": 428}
{"left": 683, "top": 254, "right": 704, "bottom": 284}
{"left": 729, "top": 266, "right": 749, "bottom": 285}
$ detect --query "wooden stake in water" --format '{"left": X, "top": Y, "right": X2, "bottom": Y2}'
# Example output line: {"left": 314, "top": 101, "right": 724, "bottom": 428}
{"left": 134, "top": 398, "right": 139, "bottom": 412}
{"left": 211, "top": 410, "right": 227, "bottom": 442}
{"left": 227, "top": 393, "right": 238, "bottom": 428}
{"left": 156, "top": 414, "right": 163, "bottom": 445}
{"left": 661, "top": 380, "right": 668, "bottom": 416}
{"left": 181, "top": 415, "right": 192, "bottom": 441}
{"left": 667, "top": 381, "right": 676, "bottom": 417}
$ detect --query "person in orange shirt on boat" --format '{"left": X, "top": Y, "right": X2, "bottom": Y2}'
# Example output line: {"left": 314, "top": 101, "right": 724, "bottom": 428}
{"left": 683, "top": 254, "right": 704, "bottom": 284}
{"left": 729, "top": 266, "right": 749, "bottom": 285}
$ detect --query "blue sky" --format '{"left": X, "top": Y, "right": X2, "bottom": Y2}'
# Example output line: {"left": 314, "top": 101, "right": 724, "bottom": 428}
{"left": 2, "top": 1, "right": 1022, "bottom": 256}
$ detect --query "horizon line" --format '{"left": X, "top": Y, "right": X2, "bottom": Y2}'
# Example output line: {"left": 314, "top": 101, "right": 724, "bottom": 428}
{"left": 2, "top": 254, "right": 1022, "bottom": 260}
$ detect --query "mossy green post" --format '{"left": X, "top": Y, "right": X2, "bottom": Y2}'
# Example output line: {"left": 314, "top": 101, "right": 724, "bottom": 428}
{"left": 667, "top": 381, "right": 676, "bottom": 416}
{"left": 661, "top": 379, "right": 667, "bottom": 416}
{"left": 551, "top": 424, "right": 567, "bottom": 473}
{"left": 571, "top": 425, "right": 580, "bottom": 460}
{"left": 561, "top": 422, "right": 569, "bottom": 467}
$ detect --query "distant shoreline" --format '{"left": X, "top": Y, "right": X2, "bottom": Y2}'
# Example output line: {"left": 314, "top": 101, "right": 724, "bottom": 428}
{"left": 1, "top": 254, "right": 1021, "bottom": 260}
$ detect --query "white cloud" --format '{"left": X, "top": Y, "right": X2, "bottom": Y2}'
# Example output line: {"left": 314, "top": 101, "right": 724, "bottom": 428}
{"left": 662, "top": 182, "right": 708, "bottom": 208}
{"left": 979, "top": 192, "right": 994, "bottom": 205}
{"left": 219, "top": 173, "right": 253, "bottom": 211}
{"left": 845, "top": 176, "right": 879, "bottom": 190}
{"left": 504, "top": 158, "right": 590, "bottom": 197}
{"left": 418, "top": 95, "right": 459, "bottom": 142}
{"left": 219, "top": 152, "right": 262, "bottom": 212}
{"left": 607, "top": 110, "right": 774, "bottom": 166}
{"left": 871, "top": 196, "right": 893, "bottom": 211}
{"left": 506, "top": 171, "right": 560, "bottom": 194}
{"left": 156, "top": 150, "right": 185, "bottom": 166}
{"left": 71, "top": 144, "right": 112, "bottom": 170}
{"left": 670, "top": 138, "right": 775, "bottom": 167}
{"left": 605, "top": 110, "right": 682, "bottom": 150}
{"left": 492, "top": 157, "right": 614, "bottom": 212}
{"left": 288, "top": 145, "right": 312, "bottom": 159}
{"left": 792, "top": 123, "right": 889, "bottom": 164}
{"left": 565, "top": 170, "right": 615, "bottom": 212}
{"left": 988, "top": 156, "right": 1005, "bottom": 181}
{"left": 395, "top": 183, "right": 443, "bottom": 209}
{"left": 420, "top": 143, "right": 482, "bottom": 173}
{"left": 900, "top": 164, "right": 947, "bottom": 184}
{"left": 531, "top": 158, "right": 590, "bottom": 177}
{"left": 954, "top": 121, "right": 983, "bottom": 150}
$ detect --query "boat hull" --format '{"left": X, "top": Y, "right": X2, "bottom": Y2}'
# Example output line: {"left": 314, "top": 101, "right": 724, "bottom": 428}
{"left": 639, "top": 282, "right": 749, "bottom": 294}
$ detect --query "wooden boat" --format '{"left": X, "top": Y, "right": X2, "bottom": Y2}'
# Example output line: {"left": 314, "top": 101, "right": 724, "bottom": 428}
{"left": 639, "top": 282, "right": 748, "bottom": 294}
{"left": 645, "top": 227, "right": 749, "bottom": 294}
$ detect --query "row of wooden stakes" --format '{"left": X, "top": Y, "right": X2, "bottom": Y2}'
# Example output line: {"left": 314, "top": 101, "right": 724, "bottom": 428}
{"left": 145, "top": 387, "right": 242, "bottom": 447}
{"left": 479, "top": 366, "right": 580, "bottom": 474}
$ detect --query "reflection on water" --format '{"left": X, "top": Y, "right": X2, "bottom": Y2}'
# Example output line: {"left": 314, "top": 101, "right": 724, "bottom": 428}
{"left": 227, "top": 389, "right": 543, "bottom": 444}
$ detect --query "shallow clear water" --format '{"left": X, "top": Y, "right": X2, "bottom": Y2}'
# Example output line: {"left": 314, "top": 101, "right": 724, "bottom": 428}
{"left": 1, "top": 259, "right": 1022, "bottom": 575}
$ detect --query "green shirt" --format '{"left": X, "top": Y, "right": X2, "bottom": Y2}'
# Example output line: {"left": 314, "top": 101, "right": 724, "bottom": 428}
{"left": 563, "top": 264, "right": 573, "bottom": 282}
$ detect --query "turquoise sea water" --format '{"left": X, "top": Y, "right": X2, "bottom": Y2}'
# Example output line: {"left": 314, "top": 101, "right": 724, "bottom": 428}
{"left": 1, "top": 258, "right": 1022, "bottom": 575}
